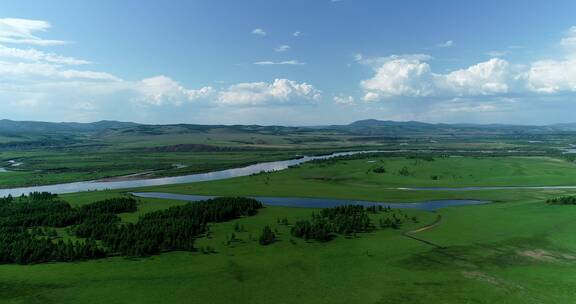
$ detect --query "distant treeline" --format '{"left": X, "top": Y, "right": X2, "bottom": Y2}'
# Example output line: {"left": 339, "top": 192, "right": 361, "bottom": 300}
{"left": 0, "top": 192, "right": 262, "bottom": 264}
{"left": 145, "top": 144, "right": 250, "bottom": 153}
{"left": 546, "top": 196, "right": 576, "bottom": 205}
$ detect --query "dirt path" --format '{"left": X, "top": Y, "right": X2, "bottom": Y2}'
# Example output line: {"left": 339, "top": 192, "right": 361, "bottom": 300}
{"left": 402, "top": 214, "right": 445, "bottom": 248}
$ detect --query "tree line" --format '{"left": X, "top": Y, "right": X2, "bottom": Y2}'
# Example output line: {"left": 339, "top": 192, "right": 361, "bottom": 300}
{"left": 0, "top": 192, "right": 263, "bottom": 264}
{"left": 92, "top": 197, "right": 262, "bottom": 256}
{"left": 0, "top": 192, "right": 130, "bottom": 264}
{"left": 546, "top": 196, "right": 576, "bottom": 205}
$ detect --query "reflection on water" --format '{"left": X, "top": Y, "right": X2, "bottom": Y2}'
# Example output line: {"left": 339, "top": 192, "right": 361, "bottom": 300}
{"left": 0, "top": 151, "right": 383, "bottom": 197}
{"left": 132, "top": 192, "right": 489, "bottom": 211}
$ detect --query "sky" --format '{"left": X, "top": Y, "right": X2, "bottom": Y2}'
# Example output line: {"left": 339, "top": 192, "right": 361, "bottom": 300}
{"left": 1, "top": 0, "right": 576, "bottom": 125}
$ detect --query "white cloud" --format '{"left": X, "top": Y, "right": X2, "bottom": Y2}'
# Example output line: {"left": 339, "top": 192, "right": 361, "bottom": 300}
{"left": 333, "top": 95, "right": 356, "bottom": 105}
{"left": 253, "top": 60, "right": 305, "bottom": 65}
{"left": 437, "top": 40, "right": 454, "bottom": 48}
{"left": 293, "top": 31, "right": 301, "bottom": 37}
{"left": 274, "top": 45, "right": 290, "bottom": 52}
{"left": 0, "top": 18, "right": 67, "bottom": 45}
{"left": 0, "top": 17, "right": 325, "bottom": 123}
{"left": 440, "top": 58, "right": 512, "bottom": 96}
{"left": 0, "top": 61, "right": 120, "bottom": 81}
{"left": 560, "top": 26, "right": 576, "bottom": 48}
{"left": 360, "top": 26, "right": 576, "bottom": 101}
{"left": 361, "top": 57, "right": 435, "bottom": 99}
{"left": 251, "top": 28, "right": 267, "bottom": 36}
{"left": 136, "top": 75, "right": 214, "bottom": 106}
{"left": 217, "top": 78, "right": 321, "bottom": 106}
{"left": 525, "top": 59, "right": 576, "bottom": 93}
{"left": 357, "top": 53, "right": 432, "bottom": 67}
{"left": 360, "top": 56, "right": 518, "bottom": 100}
{"left": 0, "top": 45, "right": 89, "bottom": 65}
{"left": 354, "top": 31, "right": 576, "bottom": 102}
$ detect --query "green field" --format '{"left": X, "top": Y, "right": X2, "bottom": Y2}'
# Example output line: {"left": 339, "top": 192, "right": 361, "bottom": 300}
{"left": 144, "top": 155, "right": 576, "bottom": 201}
{"left": 2, "top": 155, "right": 576, "bottom": 303}
{"left": 2, "top": 190, "right": 576, "bottom": 303}
{"left": 0, "top": 119, "right": 569, "bottom": 189}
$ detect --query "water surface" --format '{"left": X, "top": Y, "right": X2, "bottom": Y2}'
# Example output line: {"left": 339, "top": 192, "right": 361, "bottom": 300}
{"left": 132, "top": 192, "right": 488, "bottom": 211}
{"left": 0, "top": 151, "right": 382, "bottom": 197}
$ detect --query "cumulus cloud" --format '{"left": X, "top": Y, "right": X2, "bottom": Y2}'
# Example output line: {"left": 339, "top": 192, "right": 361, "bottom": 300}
{"left": 251, "top": 28, "right": 267, "bottom": 36}
{"left": 360, "top": 57, "right": 518, "bottom": 100}
{"left": 525, "top": 59, "right": 576, "bottom": 93}
{"left": 360, "top": 26, "right": 576, "bottom": 102}
{"left": 440, "top": 58, "right": 513, "bottom": 96}
{"left": 0, "top": 18, "right": 67, "bottom": 45}
{"left": 0, "top": 17, "right": 326, "bottom": 124}
{"left": 293, "top": 31, "right": 301, "bottom": 37}
{"left": 217, "top": 79, "right": 321, "bottom": 106}
{"left": 361, "top": 57, "right": 436, "bottom": 99}
{"left": 136, "top": 75, "right": 214, "bottom": 106}
{"left": 253, "top": 60, "right": 305, "bottom": 65}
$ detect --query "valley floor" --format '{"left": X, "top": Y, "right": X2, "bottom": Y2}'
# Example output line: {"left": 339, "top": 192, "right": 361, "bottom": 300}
{"left": 2, "top": 155, "right": 576, "bottom": 303}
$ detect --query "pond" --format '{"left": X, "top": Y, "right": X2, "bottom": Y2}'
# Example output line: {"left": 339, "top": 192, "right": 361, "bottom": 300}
{"left": 132, "top": 192, "right": 489, "bottom": 211}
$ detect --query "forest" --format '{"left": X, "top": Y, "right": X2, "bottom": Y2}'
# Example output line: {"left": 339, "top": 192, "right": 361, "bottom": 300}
{"left": 0, "top": 192, "right": 262, "bottom": 264}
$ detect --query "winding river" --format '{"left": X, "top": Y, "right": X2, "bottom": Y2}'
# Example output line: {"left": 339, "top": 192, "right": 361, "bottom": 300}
{"left": 1, "top": 150, "right": 574, "bottom": 209}
{"left": 0, "top": 151, "right": 382, "bottom": 197}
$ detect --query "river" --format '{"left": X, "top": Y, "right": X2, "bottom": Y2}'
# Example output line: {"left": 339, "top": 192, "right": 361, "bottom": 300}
{"left": 0, "top": 150, "right": 383, "bottom": 197}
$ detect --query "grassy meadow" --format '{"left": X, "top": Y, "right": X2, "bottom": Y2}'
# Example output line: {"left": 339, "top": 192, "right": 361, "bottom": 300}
{"left": 1, "top": 188, "right": 576, "bottom": 303}
{"left": 2, "top": 155, "right": 576, "bottom": 303}
{"left": 143, "top": 155, "right": 576, "bottom": 201}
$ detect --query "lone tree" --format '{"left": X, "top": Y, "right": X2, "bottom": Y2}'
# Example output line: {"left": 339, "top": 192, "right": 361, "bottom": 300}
{"left": 259, "top": 225, "right": 276, "bottom": 245}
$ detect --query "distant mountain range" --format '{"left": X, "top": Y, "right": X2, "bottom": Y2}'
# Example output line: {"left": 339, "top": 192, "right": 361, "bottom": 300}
{"left": 0, "top": 119, "right": 138, "bottom": 134}
{"left": 1, "top": 118, "right": 576, "bottom": 137}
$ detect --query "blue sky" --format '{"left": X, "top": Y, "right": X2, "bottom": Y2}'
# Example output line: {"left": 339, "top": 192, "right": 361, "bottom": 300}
{"left": 1, "top": 0, "right": 576, "bottom": 125}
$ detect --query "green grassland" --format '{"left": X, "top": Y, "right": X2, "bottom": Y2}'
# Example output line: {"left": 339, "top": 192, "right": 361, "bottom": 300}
{"left": 2, "top": 155, "right": 576, "bottom": 303}
{"left": 0, "top": 150, "right": 312, "bottom": 188}
{"left": 144, "top": 155, "right": 576, "bottom": 201}
{"left": 1, "top": 189, "right": 576, "bottom": 303}
{"left": 0, "top": 126, "right": 390, "bottom": 188}
{"left": 1, "top": 119, "right": 571, "bottom": 189}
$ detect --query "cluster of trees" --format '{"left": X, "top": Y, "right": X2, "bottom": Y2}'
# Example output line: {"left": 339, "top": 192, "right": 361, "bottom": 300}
{"left": 291, "top": 205, "right": 417, "bottom": 242}
{"left": 546, "top": 196, "right": 576, "bottom": 205}
{"left": 0, "top": 192, "right": 125, "bottom": 264}
{"left": 398, "top": 166, "right": 411, "bottom": 176}
{"left": 291, "top": 205, "right": 372, "bottom": 241}
{"left": 258, "top": 225, "right": 276, "bottom": 245}
{"left": 81, "top": 197, "right": 262, "bottom": 257}
{"left": 0, "top": 192, "right": 263, "bottom": 263}
{"left": 0, "top": 227, "right": 105, "bottom": 264}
